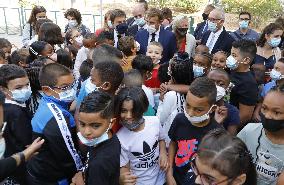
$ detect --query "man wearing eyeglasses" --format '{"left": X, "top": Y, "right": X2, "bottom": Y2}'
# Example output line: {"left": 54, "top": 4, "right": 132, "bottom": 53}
{"left": 231, "top": 12, "right": 260, "bottom": 42}
{"left": 201, "top": 8, "right": 234, "bottom": 54}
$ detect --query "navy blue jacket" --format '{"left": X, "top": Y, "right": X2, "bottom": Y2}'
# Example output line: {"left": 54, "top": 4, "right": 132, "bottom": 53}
{"left": 27, "top": 95, "right": 78, "bottom": 184}
{"left": 127, "top": 24, "right": 139, "bottom": 37}
{"left": 201, "top": 27, "right": 235, "bottom": 54}
{"left": 135, "top": 27, "right": 177, "bottom": 63}
{"left": 194, "top": 21, "right": 207, "bottom": 40}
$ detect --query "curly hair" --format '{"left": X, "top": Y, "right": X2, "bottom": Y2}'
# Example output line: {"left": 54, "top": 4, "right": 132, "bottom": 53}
{"left": 64, "top": 8, "right": 82, "bottom": 25}
{"left": 257, "top": 23, "right": 283, "bottom": 47}
{"left": 38, "top": 22, "right": 64, "bottom": 46}
{"left": 117, "top": 36, "right": 135, "bottom": 57}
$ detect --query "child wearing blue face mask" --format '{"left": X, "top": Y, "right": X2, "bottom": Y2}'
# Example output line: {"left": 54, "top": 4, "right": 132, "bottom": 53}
{"left": 0, "top": 64, "right": 33, "bottom": 184}
{"left": 70, "top": 91, "right": 120, "bottom": 185}
{"left": 167, "top": 77, "right": 223, "bottom": 185}
{"left": 27, "top": 63, "right": 82, "bottom": 185}
{"left": 193, "top": 52, "right": 212, "bottom": 78}
{"left": 115, "top": 87, "right": 168, "bottom": 185}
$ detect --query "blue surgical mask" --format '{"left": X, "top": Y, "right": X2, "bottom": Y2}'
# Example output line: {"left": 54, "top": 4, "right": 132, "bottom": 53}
{"left": 85, "top": 78, "right": 98, "bottom": 94}
{"left": 58, "top": 88, "right": 76, "bottom": 103}
{"left": 193, "top": 65, "right": 205, "bottom": 78}
{"left": 135, "top": 17, "right": 146, "bottom": 27}
{"left": 226, "top": 55, "right": 239, "bottom": 70}
{"left": 107, "top": 20, "right": 113, "bottom": 28}
{"left": 268, "top": 38, "right": 281, "bottom": 48}
{"left": 77, "top": 124, "right": 111, "bottom": 147}
{"left": 239, "top": 20, "right": 249, "bottom": 29}
{"left": 208, "top": 21, "right": 217, "bottom": 32}
{"left": 68, "top": 20, "right": 78, "bottom": 28}
{"left": 116, "top": 22, "right": 128, "bottom": 34}
{"left": 270, "top": 69, "right": 284, "bottom": 81}
{"left": 10, "top": 85, "right": 32, "bottom": 102}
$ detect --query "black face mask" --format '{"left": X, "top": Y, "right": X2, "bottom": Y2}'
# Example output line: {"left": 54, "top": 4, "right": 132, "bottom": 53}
{"left": 116, "top": 22, "right": 128, "bottom": 34}
{"left": 177, "top": 28, "right": 188, "bottom": 36}
{"left": 261, "top": 113, "right": 284, "bottom": 132}
{"left": 202, "top": 13, "right": 209, "bottom": 21}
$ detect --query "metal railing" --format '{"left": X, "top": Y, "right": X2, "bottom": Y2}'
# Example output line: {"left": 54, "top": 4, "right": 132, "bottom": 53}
{"left": 0, "top": 7, "right": 102, "bottom": 35}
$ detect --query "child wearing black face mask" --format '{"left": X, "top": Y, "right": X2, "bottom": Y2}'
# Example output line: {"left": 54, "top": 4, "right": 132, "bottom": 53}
{"left": 238, "top": 84, "right": 284, "bottom": 185}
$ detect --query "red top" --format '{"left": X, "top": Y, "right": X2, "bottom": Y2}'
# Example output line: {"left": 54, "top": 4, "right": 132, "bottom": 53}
{"left": 144, "top": 68, "right": 161, "bottom": 88}
{"left": 179, "top": 38, "right": 186, "bottom": 53}
{"left": 95, "top": 28, "right": 104, "bottom": 36}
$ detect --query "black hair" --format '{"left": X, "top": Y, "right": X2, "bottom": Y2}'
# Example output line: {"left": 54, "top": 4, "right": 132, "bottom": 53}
{"left": 79, "top": 59, "right": 93, "bottom": 81}
{"left": 188, "top": 76, "right": 217, "bottom": 105}
{"left": 137, "top": 0, "right": 148, "bottom": 11}
{"left": 39, "top": 63, "right": 71, "bottom": 87}
{"left": 0, "top": 90, "right": 5, "bottom": 105}
{"left": 146, "top": 8, "right": 163, "bottom": 21}
{"left": 35, "top": 18, "right": 52, "bottom": 34}
{"left": 10, "top": 48, "right": 29, "bottom": 66}
{"left": 194, "top": 52, "right": 213, "bottom": 67}
{"left": 123, "top": 69, "right": 143, "bottom": 87}
{"left": 0, "top": 38, "right": 12, "bottom": 49}
{"left": 239, "top": 11, "right": 251, "bottom": 20}
{"left": 38, "top": 22, "right": 64, "bottom": 46}
{"left": 257, "top": 23, "right": 283, "bottom": 47}
{"left": 208, "top": 68, "right": 230, "bottom": 81}
{"left": 232, "top": 39, "right": 257, "bottom": 63}
{"left": 56, "top": 49, "right": 73, "bottom": 69}
{"left": 65, "top": 45, "right": 78, "bottom": 59}
{"left": 114, "top": 86, "right": 148, "bottom": 119}
{"left": 0, "top": 49, "right": 5, "bottom": 59}
{"left": 158, "top": 63, "right": 171, "bottom": 83}
{"left": 110, "top": 9, "right": 126, "bottom": 23}
{"left": 29, "top": 56, "right": 48, "bottom": 67}
{"left": 26, "top": 67, "right": 41, "bottom": 93}
{"left": 0, "top": 64, "right": 27, "bottom": 88}
{"left": 80, "top": 91, "right": 114, "bottom": 119}
{"left": 84, "top": 32, "right": 96, "bottom": 40}
{"left": 96, "top": 31, "right": 114, "bottom": 45}
{"left": 94, "top": 61, "right": 124, "bottom": 92}
{"left": 198, "top": 128, "right": 257, "bottom": 185}
{"left": 92, "top": 44, "right": 123, "bottom": 65}
{"left": 170, "top": 52, "right": 194, "bottom": 85}
{"left": 117, "top": 36, "right": 135, "bottom": 57}
{"left": 27, "top": 6, "right": 46, "bottom": 25}
{"left": 27, "top": 41, "right": 48, "bottom": 63}
{"left": 64, "top": 8, "right": 82, "bottom": 25}
{"left": 161, "top": 7, "right": 173, "bottom": 20}
{"left": 65, "top": 28, "right": 78, "bottom": 45}
{"left": 132, "top": 54, "right": 154, "bottom": 75}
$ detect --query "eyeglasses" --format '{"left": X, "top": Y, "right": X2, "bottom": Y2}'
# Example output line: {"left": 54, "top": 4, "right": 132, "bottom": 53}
{"left": 208, "top": 18, "right": 222, "bottom": 22}
{"left": 51, "top": 81, "right": 77, "bottom": 91}
{"left": 190, "top": 153, "right": 232, "bottom": 185}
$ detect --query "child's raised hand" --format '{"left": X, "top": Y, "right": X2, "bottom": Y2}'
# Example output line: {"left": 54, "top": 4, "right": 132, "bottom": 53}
{"left": 70, "top": 172, "right": 84, "bottom": 185}
{"left": 214, "top": 106, "right": 228, "bottom": 124}
{"left": 159, "top": 152, "right": 169, "bottom": 171}
{"left": 119, "top": 171, "right": 137, "bottom": 185}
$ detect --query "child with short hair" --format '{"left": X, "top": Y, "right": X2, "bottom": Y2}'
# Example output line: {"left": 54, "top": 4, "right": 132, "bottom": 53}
{"left": 211, "top": 50, "right": 228, "bottom": 70}
{"left": 208, "top": 69, "right": 240, "bottom": 135}
{"left": 145, "top": 41, "right": 163, "bottom": 89}
{"left": 226, "top": 39, "right": 258, "bottom": 126}
{"left": 0, "top": 64, "right": 32, "bottom": 184}
{"left": 10, "top": 48, "right": 30, "bottom": 68}
{"left": 132, "top": 54, "right": 155, "bottom": 109}
{"left": 72, "top": 91, "right": 121, "bottom": 185}
{"left": 117, "top": 36, "right": 137, "bottom": 72}
{"left": 27, "top": 63, "right": 82, "bottom": 184}
{"left": 167, "top": 77, "right": 223, "bottom": 185}
{"left": 195, "top": 44, "right": 209, "bottom": 54}
{"left": 116, "top": 87, "right": 167, "bottom": 185}
{"left": 157, "top": 53, "right": 194, "bottom": 146}
{"left": 193, "top": 52, "right": 212, "bottom": 78}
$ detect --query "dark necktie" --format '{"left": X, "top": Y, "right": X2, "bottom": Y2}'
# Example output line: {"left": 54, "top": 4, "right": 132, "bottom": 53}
{"left": 150, "top": 33, "right": 156, "bottom": 42}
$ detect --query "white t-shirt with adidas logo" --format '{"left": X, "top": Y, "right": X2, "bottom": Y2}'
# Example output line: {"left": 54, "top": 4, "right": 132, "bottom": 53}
{"left": 117, "top": 116, "right": 166, "bottom": 185}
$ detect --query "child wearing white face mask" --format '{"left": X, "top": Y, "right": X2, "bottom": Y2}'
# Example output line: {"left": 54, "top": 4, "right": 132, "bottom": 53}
{"left": 70, "top": 91, "right": 121, "bottom": 185}
{"left": 167, "top": 77, "right": 224, "bottom": 185}
{"left": 0, "top": 64, "right": 33, "bottom": 184}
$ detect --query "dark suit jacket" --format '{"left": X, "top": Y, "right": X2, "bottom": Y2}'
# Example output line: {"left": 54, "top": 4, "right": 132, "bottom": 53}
{"left": 193, "top": 21, "right": 206, "bottom": 40}
{"left": 127, "top": 24, "right": 139, "bottom": 37}
{"left": 135, "top": 27, "right": 177, "bottom": 63}
{"left": 126, "top": 17, "right": 135, "bottom": 27}
{"left": 201, "top": 27, "right": 235, "bottom": 54}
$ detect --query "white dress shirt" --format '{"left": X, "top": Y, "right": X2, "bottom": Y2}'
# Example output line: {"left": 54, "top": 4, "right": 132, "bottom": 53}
{"left": 147, "top": 26, "right": 161, "bottom": 44}
{"left": 206, "top": 27, "right": 223, "bottom": 53}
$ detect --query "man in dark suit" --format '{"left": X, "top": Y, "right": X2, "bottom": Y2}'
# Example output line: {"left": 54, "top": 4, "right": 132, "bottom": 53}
{"left": 135, "top": 8, "right": 177, "bottom": 63}
{"left": 201, "top": 8, "right": 234, "bottom": 54}
{"left": 194, "top": 4, "right": 215, "bottom": 44}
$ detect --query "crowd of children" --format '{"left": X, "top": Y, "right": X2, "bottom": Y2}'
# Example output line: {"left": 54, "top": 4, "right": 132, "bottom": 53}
{"left": 0, "top": 1, "right": 284, "bottom": 185}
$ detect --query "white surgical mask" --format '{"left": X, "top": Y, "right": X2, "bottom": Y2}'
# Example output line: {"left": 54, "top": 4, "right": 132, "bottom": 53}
{"left": 75, "top": 35, "right": 83, "bottom": 46}
{"left": 107, "top": 20, "right": 113, "bottom": 28}
{"left": 147, "top": 25, "right": 157, "bottom": 34}
{"left": 0, "top": 138, "right": 5, "bottom": 159}
{"left": 77, "top": 123, "right": 111, "bottom": 147}
{"left": 85, "top": 78, "right": 98, "bottom": 94}
{"left": 10, "top": 85, "right": 32, "bottom": 103}
{"left": 270, "top": 69, "right": 284, "bottom": 81}
{"left": 216, "top": 85, "right": 226, "bottom": 101}
{"left": 184, "top": 105, "right": 215, "bottom": 124}
{"left": 68, "top": 20, "right": 78, "bottom": 28}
